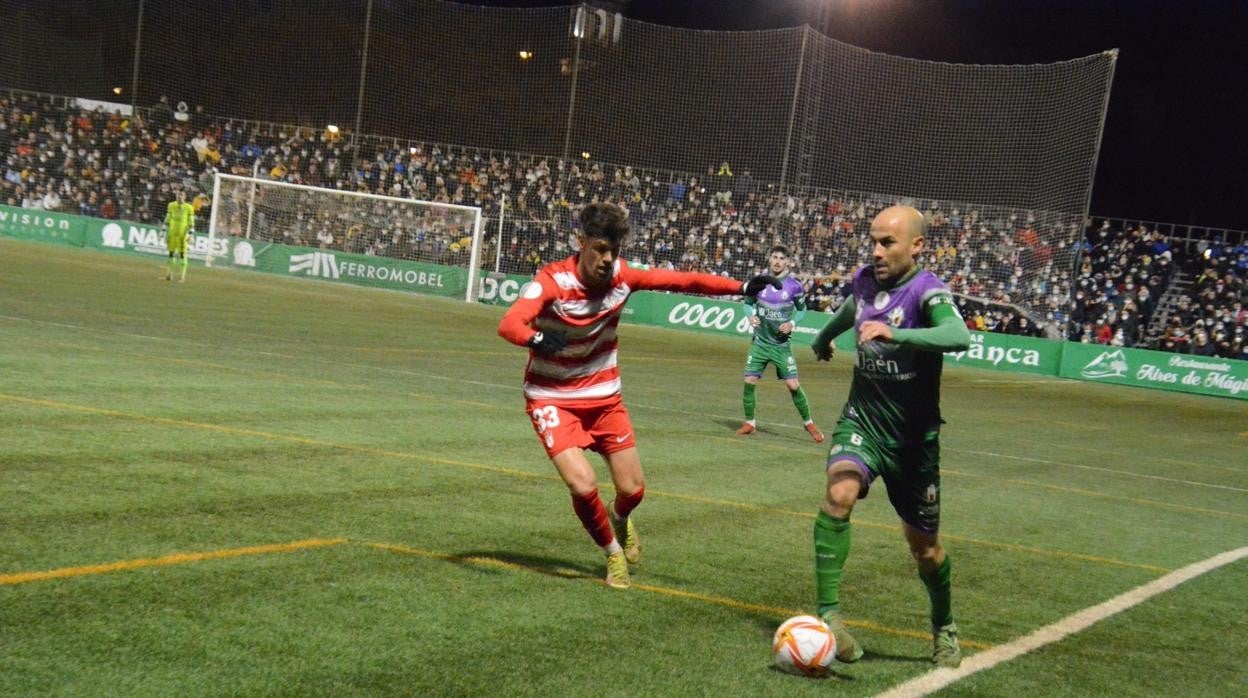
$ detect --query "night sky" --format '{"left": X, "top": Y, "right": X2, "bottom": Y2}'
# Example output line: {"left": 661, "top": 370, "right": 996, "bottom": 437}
{"left": 468, "top": 0, "right": 1248, "bottom": 231}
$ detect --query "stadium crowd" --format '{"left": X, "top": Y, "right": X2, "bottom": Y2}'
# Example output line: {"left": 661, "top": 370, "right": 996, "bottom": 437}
{"left": 2, "top": 90, "right": 1244, "bottom": 357}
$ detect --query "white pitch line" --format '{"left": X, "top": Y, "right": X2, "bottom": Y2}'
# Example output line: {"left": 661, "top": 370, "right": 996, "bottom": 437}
{"left": 874, "top": 545, "right": 1248, "bottom": 698}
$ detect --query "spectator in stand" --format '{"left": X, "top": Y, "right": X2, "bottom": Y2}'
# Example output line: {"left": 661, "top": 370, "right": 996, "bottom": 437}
{"left": 1189, "top": 329, "right": 1217, "bottom": 357}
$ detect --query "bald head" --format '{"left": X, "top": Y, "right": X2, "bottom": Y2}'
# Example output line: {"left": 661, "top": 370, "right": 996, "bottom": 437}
{"left": 872, "top": 205, "right": 926, "bottom": 243}
{"left": 868, "top": 205, "right": 926, "bottom": 287}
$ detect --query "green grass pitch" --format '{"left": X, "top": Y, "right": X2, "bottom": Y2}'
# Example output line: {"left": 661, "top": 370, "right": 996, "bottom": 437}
{"left": 2, "top": 238, "right": 1245, "bottom": 696}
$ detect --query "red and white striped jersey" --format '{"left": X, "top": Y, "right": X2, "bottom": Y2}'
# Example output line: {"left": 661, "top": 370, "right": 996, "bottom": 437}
{"left": 498, "top": 256, "right": 743, "bottom": 403}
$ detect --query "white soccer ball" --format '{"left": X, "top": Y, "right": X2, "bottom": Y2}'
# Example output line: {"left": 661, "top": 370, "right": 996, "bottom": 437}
{"left": 772, "top": 615, "right": 837, "bottom": 677}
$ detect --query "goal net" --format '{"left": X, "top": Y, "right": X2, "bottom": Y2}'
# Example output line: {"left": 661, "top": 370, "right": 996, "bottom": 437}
{"left": 207, "top": 173, "right": 485, "bottom": 303}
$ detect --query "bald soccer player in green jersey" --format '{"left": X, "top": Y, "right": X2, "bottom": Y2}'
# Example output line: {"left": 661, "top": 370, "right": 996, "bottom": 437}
{"left": 810, "top": 205, "right": 971, "bottom": 668}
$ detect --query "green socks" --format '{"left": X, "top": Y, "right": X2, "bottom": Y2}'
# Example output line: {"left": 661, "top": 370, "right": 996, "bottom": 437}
{"left": 920, "top": 554, "right": 954, "bottom": 628}
{"left": 180, "top": 255, "right": 188, "bottom": 281}
{"left": 814, "top": 510, "right": 852, "bottom": 615}
{"left": 791, "top": 386, "right": 811, "bottom": 421}
{"left": 745, "top": 384, "right": 812, "bottom": 422}
{"left": 816, "top": 510, "right": 953, "bottom": 627}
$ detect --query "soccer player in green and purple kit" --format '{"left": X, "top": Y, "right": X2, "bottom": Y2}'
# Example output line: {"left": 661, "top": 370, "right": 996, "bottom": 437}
{"left": 809, "top": 205, "right": 971, "bottom": 667}
{"left": 735, "top": 245, "right": 825, "bottom": 443}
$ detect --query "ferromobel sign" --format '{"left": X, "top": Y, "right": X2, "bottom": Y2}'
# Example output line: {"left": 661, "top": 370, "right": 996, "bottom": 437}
{"left": 260, "top": 245, "right": 466, "bottom": 296}
{"left": 1060, "top": 342, "right": 1248, "bottom": 400}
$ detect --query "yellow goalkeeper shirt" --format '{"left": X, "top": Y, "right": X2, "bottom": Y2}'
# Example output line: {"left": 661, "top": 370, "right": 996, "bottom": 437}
{"left": 165, "top": 200, "right": 195, "bottom": 234}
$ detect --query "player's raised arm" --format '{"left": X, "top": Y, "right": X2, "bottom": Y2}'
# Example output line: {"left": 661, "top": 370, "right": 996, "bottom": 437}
{"left": 622, "top": 264, "right": 782, "bottom": 298}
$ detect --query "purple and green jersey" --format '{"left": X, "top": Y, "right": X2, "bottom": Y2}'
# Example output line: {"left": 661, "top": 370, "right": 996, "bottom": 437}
{"left": 745, "top": 275, "right": 806, "bottom": 346}
{"left": 844, "top": 266, "right": 961, "bottom": 444}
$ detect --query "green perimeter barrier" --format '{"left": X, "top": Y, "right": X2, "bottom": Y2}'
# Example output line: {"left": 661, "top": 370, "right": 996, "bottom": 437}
{"left": 623, "top": 290, "right": 857, "bottom": 351}
{"left": 5, "top": 205, "right": 1244, "bottom": 399}
{"left": 623, "top": 291, "right": 1246, "bottom": 400}
{"left": 475, "top": 272, "right": 537, "bottom": 307}
{"left": 215, "top": 239, "right": 469, "bottom": 298}
{"left": 945, "top": 331, "right": 1061, "bottom": 375}
{"left": 0, "top": 204, "right": 87, "bottom": 247}
{"left": 0, "top": 203, "right": 478, "bottom": 299}
{"left": 1060, "top": 342, "right": 1248, "bottom": 400}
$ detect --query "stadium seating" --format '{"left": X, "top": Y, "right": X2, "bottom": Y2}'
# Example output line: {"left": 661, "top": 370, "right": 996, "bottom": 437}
{"left": 0, "top": 90, "right": 1243, "bottom": 359}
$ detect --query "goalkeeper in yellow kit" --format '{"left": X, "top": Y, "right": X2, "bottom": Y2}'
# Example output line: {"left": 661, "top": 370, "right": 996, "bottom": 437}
{"left": 164, "top": 189, "right": 195, "bottom": 282}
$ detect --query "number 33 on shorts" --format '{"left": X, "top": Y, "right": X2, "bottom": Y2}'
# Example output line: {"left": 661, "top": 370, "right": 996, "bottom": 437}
{"left": 530, "top": 405, "right": 561, "bottom": 432}
{"left": 530, "top": 405, "right": 560, "bottom": 448}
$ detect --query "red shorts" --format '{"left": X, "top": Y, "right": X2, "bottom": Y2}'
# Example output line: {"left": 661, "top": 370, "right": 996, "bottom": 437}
{"left": 524, "top": 397, "right": 636, "bottom": 458}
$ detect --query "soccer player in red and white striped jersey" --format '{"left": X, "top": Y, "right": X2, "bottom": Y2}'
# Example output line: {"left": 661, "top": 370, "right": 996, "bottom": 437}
{"left": 498, "top": 202, "right": 780, "bottom": 589}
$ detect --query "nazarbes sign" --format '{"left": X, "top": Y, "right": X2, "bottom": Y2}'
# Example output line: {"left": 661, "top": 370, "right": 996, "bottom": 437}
{"left": 946, "top": 331, "right": 1059, "bottom": 375}
{"left": 88, "top": 219, "right": 229, "bottom": 264}
{"left": 1060, "top": 342, "right": 1248, "bottom": 400}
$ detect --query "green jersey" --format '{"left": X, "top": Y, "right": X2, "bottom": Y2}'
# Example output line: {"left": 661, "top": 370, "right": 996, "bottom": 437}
{"left": 746, "top": 274, "right": 806, "bottom": 346}
{"left": 816, "top": 266, "right": 970, "bottom": 446}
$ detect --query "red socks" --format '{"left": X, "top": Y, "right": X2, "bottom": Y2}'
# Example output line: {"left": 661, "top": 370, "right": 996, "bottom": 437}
{"left": 571, "top": 489, "right": 614, "bottom": 547}
{"left": 613, "top": 486, "right": 644, "bottom": 520}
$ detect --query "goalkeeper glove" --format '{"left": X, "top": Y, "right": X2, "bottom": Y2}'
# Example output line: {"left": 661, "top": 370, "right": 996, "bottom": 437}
{"left": 742, "top": 274, "right": 783, "bottom": 298}
{"left": 528, "top": 330, "right": 568, "bottom": 355}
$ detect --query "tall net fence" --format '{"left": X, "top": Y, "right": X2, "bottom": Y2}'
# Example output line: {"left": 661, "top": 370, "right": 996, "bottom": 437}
{"left": 0, "top": 0, "right": 1118, "bottom": 332}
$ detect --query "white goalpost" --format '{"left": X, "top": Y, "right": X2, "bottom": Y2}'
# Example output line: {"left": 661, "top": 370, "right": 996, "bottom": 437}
{"left": 207, "top": 173, "right": 486, "bottom": 303}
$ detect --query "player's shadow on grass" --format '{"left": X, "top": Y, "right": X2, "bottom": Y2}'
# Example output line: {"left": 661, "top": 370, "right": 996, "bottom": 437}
{"left": 765, "top": 664, "right": 855, "bottom": 681}
{"left": 713, "top": 417, "right": 808, "bottom": 444}
{"left": 711, "top": 418, "right": 792, "bottom": 440}
{"left": 445, "top": 550, "right": 600, "bottom": 581}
